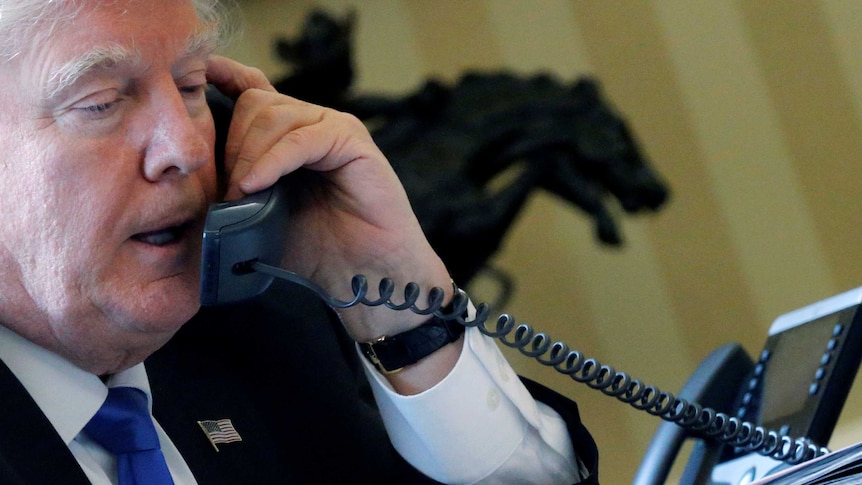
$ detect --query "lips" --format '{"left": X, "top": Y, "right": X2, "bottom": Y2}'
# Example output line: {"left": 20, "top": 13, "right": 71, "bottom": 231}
{"left": 131, "top": 222, "right": 193, "bottom": 247}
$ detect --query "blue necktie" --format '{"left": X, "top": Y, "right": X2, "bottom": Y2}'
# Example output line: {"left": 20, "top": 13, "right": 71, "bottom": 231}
{"left": 83, "top": 386, "right": 175, "bottom": 485}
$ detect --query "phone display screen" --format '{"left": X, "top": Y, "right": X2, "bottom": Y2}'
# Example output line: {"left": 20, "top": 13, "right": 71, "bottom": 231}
{"left": 760, "top": 309, "right": 847, "bottom": 427}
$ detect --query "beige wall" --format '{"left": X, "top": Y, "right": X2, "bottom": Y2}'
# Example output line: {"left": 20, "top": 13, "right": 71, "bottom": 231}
{"left": 225, "top": 1, "right": 862, "bottom": 483}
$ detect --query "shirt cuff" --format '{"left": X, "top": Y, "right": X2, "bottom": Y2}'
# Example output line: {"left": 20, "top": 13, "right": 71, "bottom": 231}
{"left": 358, "top": 326, "right": 557, "bottom": 483}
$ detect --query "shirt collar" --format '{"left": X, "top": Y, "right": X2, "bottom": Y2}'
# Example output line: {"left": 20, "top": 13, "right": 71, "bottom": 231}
{"left": 0, "top": 324, "right": 152, "bottom": 445}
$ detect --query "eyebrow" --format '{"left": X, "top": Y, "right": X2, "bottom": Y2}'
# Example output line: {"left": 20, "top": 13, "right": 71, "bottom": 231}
{"left": 43, "top": 27, "right": 220, "bottom": 100}
{"left": 44, "top": 42, "right": 139, "bottom": 99}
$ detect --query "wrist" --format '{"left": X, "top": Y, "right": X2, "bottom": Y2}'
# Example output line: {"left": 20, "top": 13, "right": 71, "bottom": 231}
{"left": 336, "top": 266, "right": 454, "bottom": 341}
{"left": 355, "top": 280, "right": 469, "bottom": 394}
{"left": 383, "top": 335, "right": 464, "bottom": 395}
{"left": 359, "top": 313, "right": 465, "bottom": 374}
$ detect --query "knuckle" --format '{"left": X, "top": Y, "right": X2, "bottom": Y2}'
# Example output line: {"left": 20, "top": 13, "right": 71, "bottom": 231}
{"left": 332, "top": 108, "right": 359, "bottom": 125}
{"left": 282, "top": 126, "right": 312, "bottom": 147}
{"left": 255, "top": 104, "right": 284, "bottom": 126}
{"left": 236, "top": 87, "right": 270, "bottom": 105}
{"left": 323, "top": 109, "right": 369, "bottom": 136}
{"left": 242, "top": 66, "right": 269, "bottom": 89}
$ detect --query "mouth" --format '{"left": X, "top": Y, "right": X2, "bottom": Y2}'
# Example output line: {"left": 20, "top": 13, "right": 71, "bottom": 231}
{"left": 131, "top": 221, "right": 194, "bottom": 247}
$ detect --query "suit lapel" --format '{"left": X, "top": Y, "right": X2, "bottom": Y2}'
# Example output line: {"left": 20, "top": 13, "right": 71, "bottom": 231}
{"left": 0, "top": 359, "right": 90, "bottom": 485}
{"left": 146, "top": 327, "right": 295, "bottom": 484}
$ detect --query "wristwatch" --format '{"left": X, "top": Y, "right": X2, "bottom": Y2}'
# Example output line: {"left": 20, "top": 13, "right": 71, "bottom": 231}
{"left": 359, "top": 316, "right": 465, "bottom": 374}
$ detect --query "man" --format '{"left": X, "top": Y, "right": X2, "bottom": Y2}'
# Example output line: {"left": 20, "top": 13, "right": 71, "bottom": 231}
{"left": 0, "top": 1, "right": 597, "bottom": 483}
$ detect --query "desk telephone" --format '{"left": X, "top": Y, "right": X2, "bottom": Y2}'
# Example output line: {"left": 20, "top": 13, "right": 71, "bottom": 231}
{"left": 199, "top": 177, "right": 862, "bottom": 484}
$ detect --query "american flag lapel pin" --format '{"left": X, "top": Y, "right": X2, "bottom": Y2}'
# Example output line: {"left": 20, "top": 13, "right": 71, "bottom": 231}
{"left": 197, "top": 419, "right": 243, "bottom": 452}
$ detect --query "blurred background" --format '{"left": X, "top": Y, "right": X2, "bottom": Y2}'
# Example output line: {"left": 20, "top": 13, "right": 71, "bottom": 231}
{"left": 224, "top": 1, "right": 862, "bottom": 483}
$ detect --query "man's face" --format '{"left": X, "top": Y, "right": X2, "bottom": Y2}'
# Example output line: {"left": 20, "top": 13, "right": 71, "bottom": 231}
{"left": 0, "top": 0, "right": 219, "bottom": 373}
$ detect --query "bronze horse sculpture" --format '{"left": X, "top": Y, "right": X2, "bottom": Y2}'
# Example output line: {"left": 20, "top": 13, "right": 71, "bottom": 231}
{"left": 272, "top": 10, "right": 671, "bottom": 303}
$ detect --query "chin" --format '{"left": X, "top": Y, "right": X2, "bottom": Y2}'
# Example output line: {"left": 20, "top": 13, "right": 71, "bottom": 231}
{"left": 98, "top": 274, "right": 202, "bottom": 335}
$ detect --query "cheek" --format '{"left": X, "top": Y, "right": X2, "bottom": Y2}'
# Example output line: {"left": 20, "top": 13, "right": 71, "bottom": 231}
{"left": 16, "top": 142, "right": 122, "bottom": 240}
{"left": 0, "top": 132, "right": 125, "bottom": 295}
{"left": 0, "top": 139, "right": 72, "bottom": 246}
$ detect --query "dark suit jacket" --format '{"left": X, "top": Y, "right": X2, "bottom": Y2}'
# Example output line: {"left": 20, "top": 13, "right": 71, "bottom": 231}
{"left": 0, "top": 280, "right": 598, "bottom": 484}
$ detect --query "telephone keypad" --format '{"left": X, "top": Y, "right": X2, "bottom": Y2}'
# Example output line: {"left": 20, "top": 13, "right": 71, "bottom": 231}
{"left": 735, "top": 349, "right": 772, "bottom": 421}
{"left": 747, "top": 378, "right": 759, "bottom": 391}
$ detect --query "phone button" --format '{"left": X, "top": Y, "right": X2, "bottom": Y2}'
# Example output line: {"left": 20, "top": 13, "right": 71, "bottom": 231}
{"left": 747, "top": 378, "right": 759, "bottom": 391}
{"left": 809, "top": 382, "right": 820, "bottom": 395}
{"left": 753, "top": 363, "right": 765, "bottom": 377}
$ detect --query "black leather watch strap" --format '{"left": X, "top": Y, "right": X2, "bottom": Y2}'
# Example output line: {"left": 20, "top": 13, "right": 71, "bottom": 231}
{"left": 359, "top": 316, "right": 465, "bottom": 374}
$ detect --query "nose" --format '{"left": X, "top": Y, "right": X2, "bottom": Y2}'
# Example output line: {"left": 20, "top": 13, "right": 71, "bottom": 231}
{"left": 141, "top": 87, "right": 213, "bottom": 182}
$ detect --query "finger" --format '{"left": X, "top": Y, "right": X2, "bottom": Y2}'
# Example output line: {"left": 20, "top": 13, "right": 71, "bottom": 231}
{"left": 223, "top": 96, "right": 325, "bottom": 198}
{"left": 221, "top": 90, "right": 298, "bottom": 187}
{"left": 206, "top": 55, "right": 277, "bottom": 98}
{"left": 235, "top": 123, "right": 335, "bottom": 196}
{"left": 221, "top": 94, "right": 273, "bottom": 193}
{"left": 232, "top": 110, "right": 380, "bottom": 196}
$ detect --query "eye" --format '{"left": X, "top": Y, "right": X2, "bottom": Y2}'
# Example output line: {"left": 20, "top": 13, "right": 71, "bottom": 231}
{"left": 178, "top": 81, "right": 208, "bottom": 116}
{"left": 175, "top": 67, "right": 208, "bottom": 104}
{"left": 82, "top": 102, "right": 116, "bottom": 114}
{"left": 74, "top": 100, "right": 121, "bottom": 121}
{"left": 179, "top": 83, "right": 206, "bottom": 98}
{"left": 70, "top": 90, "right": 123, "bottom": 120}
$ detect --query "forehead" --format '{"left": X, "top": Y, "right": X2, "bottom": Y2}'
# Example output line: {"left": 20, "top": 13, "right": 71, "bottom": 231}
{"left": 24, "top": 0, "right": 205, "bottom": 50}
{"left": 17, "top": 1, "right": 212, "bottom": 95}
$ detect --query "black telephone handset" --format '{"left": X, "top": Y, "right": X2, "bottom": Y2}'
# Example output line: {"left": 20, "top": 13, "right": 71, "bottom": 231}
{"left": 200, "top": 178, "right": 291, "bottom": 305}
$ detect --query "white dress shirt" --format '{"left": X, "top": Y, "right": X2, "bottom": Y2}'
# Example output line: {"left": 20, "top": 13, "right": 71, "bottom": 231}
{"left": 0, "top": 323, "right": 583, "bottom": 484}
{"left": 360, "top": 326, "right": 583, "bottom": 484}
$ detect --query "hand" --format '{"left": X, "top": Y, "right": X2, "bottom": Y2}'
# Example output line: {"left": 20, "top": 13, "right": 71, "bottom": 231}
{"left": 206, "top": 56, "right": 460, "bottom": 393}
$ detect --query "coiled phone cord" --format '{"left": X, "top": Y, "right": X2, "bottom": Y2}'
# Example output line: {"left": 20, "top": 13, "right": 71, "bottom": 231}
{"left": 250, "top": 261, "right": 831, "bottom": 466}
